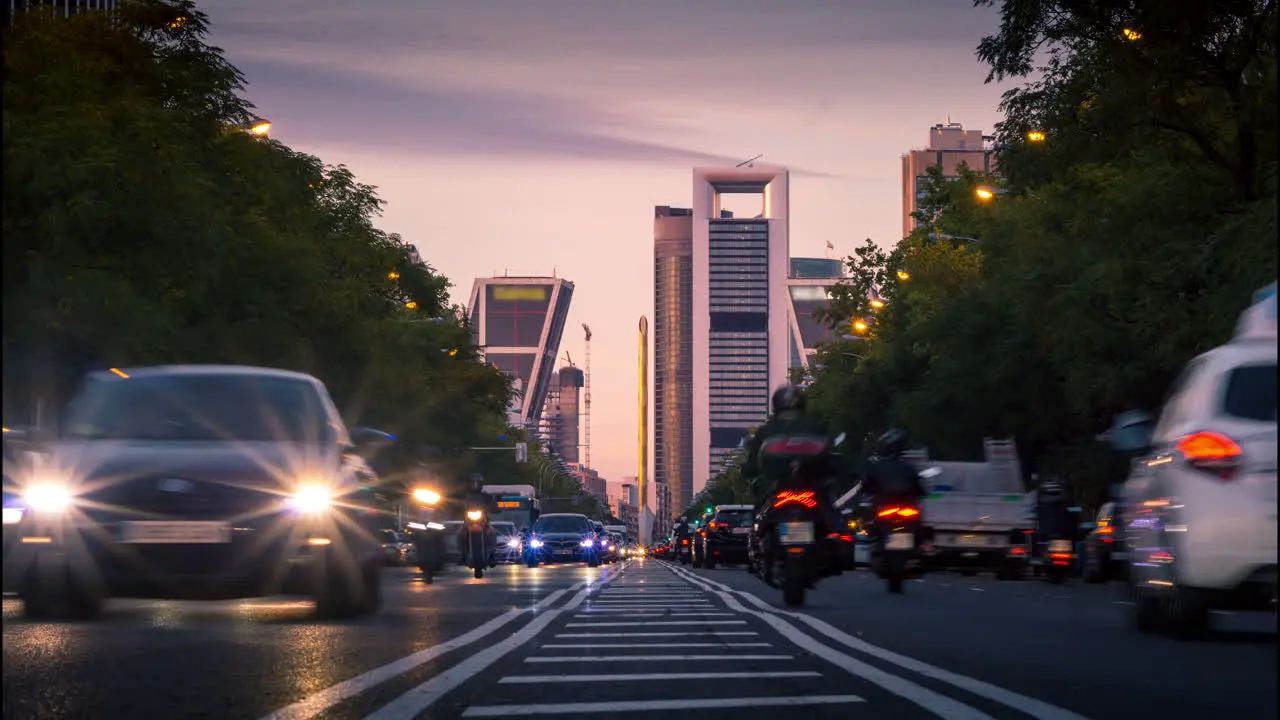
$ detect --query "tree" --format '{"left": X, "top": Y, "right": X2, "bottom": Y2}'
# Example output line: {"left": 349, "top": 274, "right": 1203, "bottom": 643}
{"left": 2, "top": 2, "right": 521, "bottom": 492}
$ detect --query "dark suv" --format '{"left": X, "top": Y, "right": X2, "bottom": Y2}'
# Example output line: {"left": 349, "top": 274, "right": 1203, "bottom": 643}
{"left": 8, "top": 365, "right": 393, "bottom": 620}
{"left": 698, "top": 504, "right": 755, "bottom": 569}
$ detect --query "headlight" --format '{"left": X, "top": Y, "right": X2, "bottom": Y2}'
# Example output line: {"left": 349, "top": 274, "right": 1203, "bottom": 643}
{"left": 426, "top": 521, "right": 446, "bottom": 531}
{"left": 24, "top": 482, "right": 73, "bottom": 513}
{"left": 3, "top": 507, "right": 24, "bottom": 525}
{"left": 466, "top": 509, "right": 483, "bottom": 521}
{"left": 529, "top": 539, "right": 544, "bottom": 548}
{"left": 507, "top": 538, "right": 520, "bottom": 548}
{"left": 608, "top": 545, "right": 616, "bottom": 551}
{"left": 288, "top": 485, "right": 332, "bottom": 514}
{"left": 413, "top": 488, "right": 441, "bottom": 505}
{"left": 580, "top": 538, "right": 594, "bottom": 547}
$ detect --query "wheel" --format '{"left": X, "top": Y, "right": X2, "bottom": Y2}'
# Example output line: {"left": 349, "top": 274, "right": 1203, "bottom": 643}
{"left": 886, "top": 554, "right": 905, "bottom": 594}
{"left": 1083, "top": 550, "right": 1105, "bottom": 584}
{"left": 314, "top": 549, "right": 377, "bottom": 619}
{"left": 1164, "top": 585, "right": 1210, "bottom": 640}
{"left": 419, "top": 561, "right": 435, "bottom": 584}
{"left": 21, "top": 552, "right": 104, "bottom": 620}
{"left": 473, "top": 566, "right": 484, "bottom": 579}
{"left": 782, "top": 555, "right": 806, "bottom": 607}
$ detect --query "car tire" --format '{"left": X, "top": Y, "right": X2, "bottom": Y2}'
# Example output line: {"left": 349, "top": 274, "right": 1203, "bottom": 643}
{"left": 20, "top": 552, "right": 104, "bottom": 621}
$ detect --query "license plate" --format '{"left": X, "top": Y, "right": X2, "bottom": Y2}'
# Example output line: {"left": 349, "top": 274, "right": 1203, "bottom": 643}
{"left": 120, "top": 521, "right": 231, "bottom": 544}
{"left": 886, "top": 532, "right": 914, "bottom": 550}
{"left": 778, "top": 522, "right": 814, "bottom": 545}
{"left": 1049, "top": 540, "right": 1072, "bottom": 553}
{"left": 732, "top": 527, "right": 750, "bottom": 535}
{"left": 958, "top": 534, "right": 986, "bottom": 547}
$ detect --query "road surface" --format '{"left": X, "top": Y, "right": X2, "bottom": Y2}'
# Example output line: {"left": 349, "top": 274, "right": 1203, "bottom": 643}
{"left": 3, "top": 558, "right": 1274, "bottom": 719}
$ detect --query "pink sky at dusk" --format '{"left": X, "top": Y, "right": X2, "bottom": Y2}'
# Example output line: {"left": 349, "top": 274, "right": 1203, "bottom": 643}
{"left": 200, "top": 0, "right": 1012, "bottom": 495}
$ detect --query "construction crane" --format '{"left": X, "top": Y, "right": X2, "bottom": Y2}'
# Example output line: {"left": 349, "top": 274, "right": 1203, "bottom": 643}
{"left": 581, "top": 323, "right": 592, "bottom": 467}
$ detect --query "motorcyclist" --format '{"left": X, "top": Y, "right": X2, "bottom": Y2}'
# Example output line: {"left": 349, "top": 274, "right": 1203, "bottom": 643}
{"left": 862, "top": 428, "right": 927, "bottom": 516}
{"left": 672, "top": 517, "right": 693, "bottom": 555}
{"left": 742, "top": 384, "right": 842, "bottom": 565}
{"left": 461, "top": 476, "right": 496, "bottom": 566}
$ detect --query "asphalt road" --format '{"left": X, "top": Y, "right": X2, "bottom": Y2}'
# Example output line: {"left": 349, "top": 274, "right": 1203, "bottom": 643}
{"left": 3, "top": 558, "right": 1275, "bottom": 719}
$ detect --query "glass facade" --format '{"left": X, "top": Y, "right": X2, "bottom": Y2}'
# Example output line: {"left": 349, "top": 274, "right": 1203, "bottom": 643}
{"left": 789, "top": 257, "right": 843, "bottom": 279}
{"left": 484, "top": 284, "right": 553, "bottom": 348}
{"left": 475, "top": 280, "right": 573, "bottom": 429}
{"left": 655, "top": 208, "right": 694, "bottom": 517}
{"left": 706, "top": 219, "right": 770, "bottom": 477}
{"left": 789, "top": 286, "right": 835, "bottom": 348}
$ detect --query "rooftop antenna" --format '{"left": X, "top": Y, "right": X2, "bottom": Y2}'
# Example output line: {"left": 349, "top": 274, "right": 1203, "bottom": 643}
{"left": 735, "top": 154, "right": 763, "bottom": 168}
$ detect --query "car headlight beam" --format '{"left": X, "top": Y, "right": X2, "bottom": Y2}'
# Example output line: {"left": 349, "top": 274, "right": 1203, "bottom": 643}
{"left": 24, "top": 482, "right": 73, "bottom": 513}
{"left": 289, "top": 485, "right": 332, "bottom": 514}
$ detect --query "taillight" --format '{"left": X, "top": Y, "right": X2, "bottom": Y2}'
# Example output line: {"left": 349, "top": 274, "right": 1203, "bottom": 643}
{"left": 774, "top": 490, "right": 817, "bottom": 509}
{"left": 877, "top": 506, "right": 920, "bottom": 518}
{"left": 1176, "top": 431, "right": 1242, "bottom": 480}
{"left": 708, "top": 521, "right": 719, "bottom": 530}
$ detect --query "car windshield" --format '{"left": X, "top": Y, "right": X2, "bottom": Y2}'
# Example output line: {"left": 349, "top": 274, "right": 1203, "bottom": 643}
{"left": 61, "top": 374, "right": 331, "bottom": 442}
{"left": 715, "top": 510, "right": 754, "bottom": 527}
{"left": 492, "top": 522, "right": 516, "bottom": 536}
{"left": 534, "top": 516, "right": 589, "bottom": 534}
{"left": 1222, "top": 363, "right": 1277, "bottom": 422}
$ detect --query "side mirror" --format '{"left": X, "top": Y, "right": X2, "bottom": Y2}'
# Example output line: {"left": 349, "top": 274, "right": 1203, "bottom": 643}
{"left": 1101, "top": 411, "right": 1154, "bottom": 455}
{"left": 350, "top": 426, "right": 396, "bottom": 450}
{"left": 833, "top": 432, "right": 847, "bottom": 447}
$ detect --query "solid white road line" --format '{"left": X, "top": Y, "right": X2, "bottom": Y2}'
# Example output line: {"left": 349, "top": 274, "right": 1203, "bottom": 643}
{"left": 461, "top": 695, "right": 866, "bottom": 716}
{"left": 565, "top": 620, "right": 746, "bottom": 627}
{"left": 539, "top": 642, "right": 772, "bottom": 648}
{"left": 667, "top": 565, "right": 1090, "bottom": 720}
{"left": 256, "top": 584, "right": 583, "bottom": 720}
{"left": 556, "top": 631, "right": 759, "bottom": 637}
{"left": 524, "top": 654, "right": 790, "bottom": 662}
{"left": 363, "top": 586, "right": 595, "bottom": 720}
{"left": 500, "top": 671, "right": 819, "bottom": 684}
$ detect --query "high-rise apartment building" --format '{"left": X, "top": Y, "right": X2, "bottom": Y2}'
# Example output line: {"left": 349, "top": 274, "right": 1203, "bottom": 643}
{"left": 7, "top": 0, "right": 115, "bottom": 21}
{"left": 467, "top": 277, "right": 574, "bottom": 429}
{"left": 692, "top": 167, "right": 791, "bottom": 491}
{"left": 654, "top": 482, "right": 672, "bottom": 541}
{"left": 786, "top": 258, "right": 846, "bottom": 371}
{"left": 653, "top": 206, "right": 695, "bottom": 518}
{"left": 901, "top": 122, "right": 996, "bottom": 238}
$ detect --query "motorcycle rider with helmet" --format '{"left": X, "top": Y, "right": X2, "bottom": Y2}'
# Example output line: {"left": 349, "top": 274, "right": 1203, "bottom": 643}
{"left": 672, "top": 517, "right": 693, "bottom": 561}
{"left": 861, "top": 428, "right": 928, "bottom": 523}
{"left": 742, "top": 384, "right": 843, "bottom": 575}
{"left": 461, "top": 475, "right": 497, "bottom": 567}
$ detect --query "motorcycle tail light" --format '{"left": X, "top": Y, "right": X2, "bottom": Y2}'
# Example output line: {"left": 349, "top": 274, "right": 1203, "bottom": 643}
{"left": 774, "top": 490, "right": 817, "bottom": 509}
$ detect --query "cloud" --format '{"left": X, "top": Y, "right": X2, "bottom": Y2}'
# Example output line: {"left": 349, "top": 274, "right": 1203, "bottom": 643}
{"left": 235, "top": 56, "right": 843, "bottom": 176}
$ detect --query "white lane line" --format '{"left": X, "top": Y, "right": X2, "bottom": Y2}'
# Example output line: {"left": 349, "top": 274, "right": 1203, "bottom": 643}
{"left": 565, "top": 620, "right": 747, "bottom": 627}
{"left": 525, "top": 654, "right": 789, "bottom": 663}
{"left": 539, "top": 643, "right": 772, "bottom": 648}
{"left": 556, "top": 631, "right": 759, "bottom": 638}
{"left": 461, "top": 695, "right": 865, "bottom": 716}
{"left": 574, "top": 613, "right": 735, "bottom": 617}
{"left": 256, "top": 584, "right": 583, "bottom": 720}
{"left": 1114, "top": 601, "right": 1135, "bottom": 606}
{"left": 363, "top": 586, "right": 595, "bottom": 720}
{"left": 970, "top": 587, "right": 985, "bottom": 592}
{"left": 500, "top": 671, "right": 819, "bottom": 684}
{"left": 667, "top": 564, "right": 1090, "bottom": 720}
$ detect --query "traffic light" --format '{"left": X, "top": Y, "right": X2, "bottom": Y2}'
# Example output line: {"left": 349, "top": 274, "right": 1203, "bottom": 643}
{"left": 705, "top": 506, "right": 712, "bottom": 514}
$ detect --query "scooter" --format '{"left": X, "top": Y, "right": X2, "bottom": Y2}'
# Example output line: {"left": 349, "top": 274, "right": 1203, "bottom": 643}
{"left": 676, "top": 536, "right": 692, "bottom": 565}
{"left": 875, "top": 503, "right": 923, "bottom": 594}
{"left": 464, "top": 507, "right": 490, "bottom": 579}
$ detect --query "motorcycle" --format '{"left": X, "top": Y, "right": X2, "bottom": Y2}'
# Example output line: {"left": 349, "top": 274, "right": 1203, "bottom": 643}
{"left": 676, "top": 535, "right": 692, "bottom": 565}
{"left": 464, "top": 507, "right": 490, "bottom": 579}
{"left": 408, "top": 487, "right": 447, "bottom": 584}
{"left": 875, "top": 503, "right": 924, "bottom": 593}
{"left": 755, "top": 432, "right": 845, "bottom": 607}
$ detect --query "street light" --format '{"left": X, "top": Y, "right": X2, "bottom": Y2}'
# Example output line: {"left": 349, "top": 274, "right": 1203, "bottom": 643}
{"left": 388, "top": 271, "right": 400, "bottom": 280}
{"left": 248, "top": 118, "right": 271, "bottom": 136}
{"left": 868, "top": 287, "right": 885, "bottom": 310}
{"left": 1026, "top": 130, "right": 1046, "bottom": 143}
{"left": 896, "top": 270, "right": 911, "bottom": 281}
{"left": 1122, "top": 28, "right": 1142, "bottom": 41}
{"left": 405, "top": 301, "right": 418, "bottom": 310}
{"left": 975, "top": 185, "right": 1013, "bottom": 202}
{"left": 852, "top": 319, "right": 869, "bottom": 334}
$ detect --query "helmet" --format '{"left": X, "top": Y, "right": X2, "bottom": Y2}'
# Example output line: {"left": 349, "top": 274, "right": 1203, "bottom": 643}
{"left": 876, "top": 428, "right": 908, "bottom": 458}
{"left": 771, "top": 384, "right": 806, "bottom": 415}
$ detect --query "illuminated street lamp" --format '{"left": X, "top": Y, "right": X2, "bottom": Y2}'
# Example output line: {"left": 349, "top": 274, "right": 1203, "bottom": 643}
{"left": 387, "top": 271, "right": 400, "bottom": 280}
{"left": 1122, "top": 28, "right": 1142, "bottom": 41}
{"left": 248, "top": 118, "right": 271, "bottom": 137}
{"left": 1026, "top": 130, "right": 1046, "bottom": 143}
{"left": 851, "top": 319, "right": 869, "bottom": 334}
{"left": 975, "top": 185, "right": 1013, "bottom": 201}
{"left": 896, "top": 269, "right": 911, "bottom": 281}
{"left": 868, "top": 287, "right": 886, "bottom": 310}
{"left": 405, "top": 301, "right": 418, "bottom": 310}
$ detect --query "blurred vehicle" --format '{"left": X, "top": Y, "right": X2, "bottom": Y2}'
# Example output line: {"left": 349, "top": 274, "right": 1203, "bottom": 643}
{"left": 600, "top": 531, "right": 621, "bottom": 563}
{"left": 491, "top": 521, "right": 521, "bottom": 563}
{"left": 7, "top": 365, "right": 392, "bottom": 620}
{"left": 443, "top": 520, "right": 464, "bottom": 563}
{"left": 482, "top": 484, "right": 540, "bottom": 535}
{"left": 405, "top": 485, "right": 447, "bottom": 583}
{"left": 379, "top": 529, "right": 411, "bottom": 565}
{"left": 1083, "top": 501, "right": 1127, "bottom": 583}
{"left": 1105, "top": 283, "right": 1277, "bottom": 638}
{"left": 526, "top": 513, "right": 599, "bottom": 567}
{"left": 698, "top": 504, "right": 754, "bottom": 568}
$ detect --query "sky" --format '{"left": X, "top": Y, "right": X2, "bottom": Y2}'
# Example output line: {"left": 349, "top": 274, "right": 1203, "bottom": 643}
{"left": 199, "top": 0, "right": 1011, "bottom": 498}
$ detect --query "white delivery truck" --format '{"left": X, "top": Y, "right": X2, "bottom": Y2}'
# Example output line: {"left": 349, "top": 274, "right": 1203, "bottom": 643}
{"left": 907, "top": 438, "right": 1035, "bottom": 578}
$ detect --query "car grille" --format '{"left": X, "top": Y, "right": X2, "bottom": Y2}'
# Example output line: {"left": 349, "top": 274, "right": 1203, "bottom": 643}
{"left": 546, "top": 539, "right": 582, "bottom": 552}
{"left": 90, "top": 476, "right": 272, "bottom": 521}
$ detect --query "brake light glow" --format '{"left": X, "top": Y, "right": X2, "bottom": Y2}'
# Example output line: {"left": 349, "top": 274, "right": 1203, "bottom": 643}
{"left": 774, "top": 490, "right": 817, "bottom": 509}
{"left": 1176, "top": 431, "right": 1242, "bottom": 480}
{"left": 763, "top": 438, "right": 827, "bottom": 455}
{"left": 877, "top": 506, "right": 920, "bottom": 518}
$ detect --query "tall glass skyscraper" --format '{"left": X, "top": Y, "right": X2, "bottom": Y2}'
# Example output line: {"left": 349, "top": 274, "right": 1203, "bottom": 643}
{"left": 691, "top": 167, "right": 790, "bottom": 491}
{"left": 653, "top": 206, "right": 694, "bottom": 519}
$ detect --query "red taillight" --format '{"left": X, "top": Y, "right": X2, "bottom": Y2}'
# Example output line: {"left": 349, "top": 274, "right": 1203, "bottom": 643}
{"left": 1177, "top": 431, "right": 1242, "bottom": 480}
{"left": 708, "top": 521, "right": 719, "bottom": 530}
{"left": 1009, "top": 546, "right": 1026, "bottom": 555}
{"left": 763, "top": 438, "right": 827, "bottom": 455}
{"left": 877, "top": 506, "right": 920, "bottom": 518}
{"left": 774, "top": 490, "right": 818, "bottom": 509}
